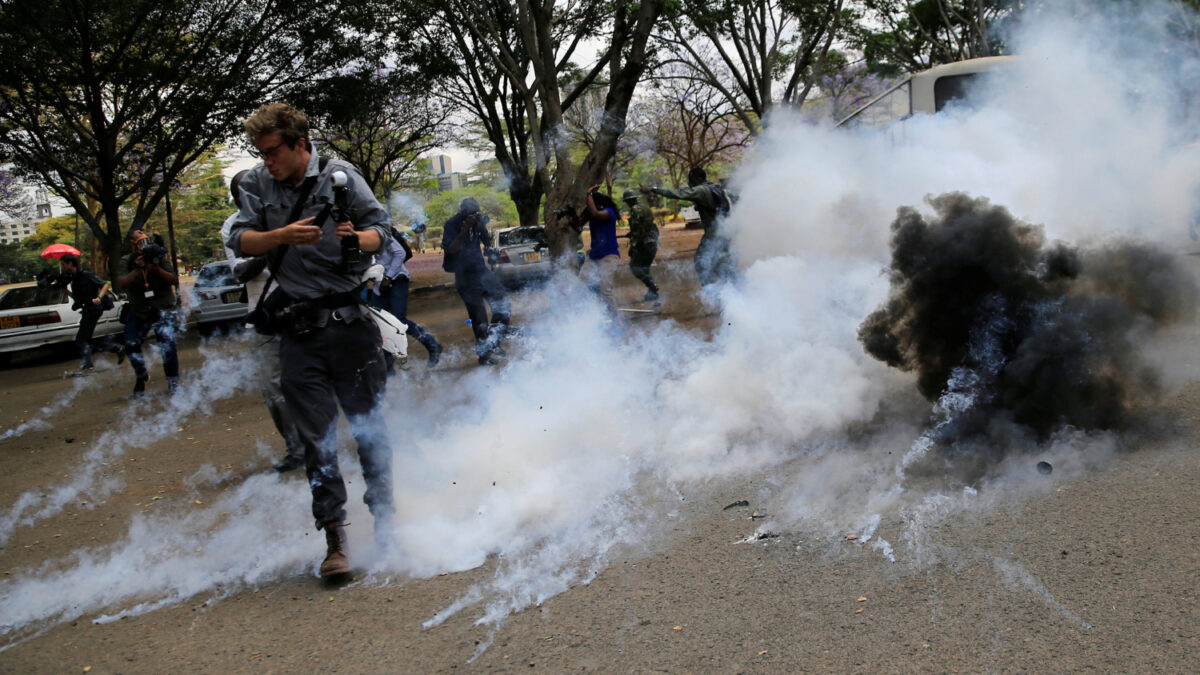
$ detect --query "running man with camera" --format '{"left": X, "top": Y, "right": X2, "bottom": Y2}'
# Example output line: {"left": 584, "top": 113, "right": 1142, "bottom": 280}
{"left": 60, "top": 253, "right": 125, "bottom": 373}
{"left": 226, "top": 103, "right": 393, "bottom": 580}
{"left": 117, "top": 227, "right": 180, "bottom": 396}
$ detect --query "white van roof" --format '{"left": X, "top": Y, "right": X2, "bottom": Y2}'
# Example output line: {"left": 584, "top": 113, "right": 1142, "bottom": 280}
{"left": 908, "top": 55, "right": 1016, "bottom": 114}
{"left": 837, "top": 55, "right": 1017, "bottom": 127}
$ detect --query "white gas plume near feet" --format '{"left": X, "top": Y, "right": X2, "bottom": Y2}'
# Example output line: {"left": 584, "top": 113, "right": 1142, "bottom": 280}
{"left": 4, "top": 1, "right": 1200, "bottom": 650}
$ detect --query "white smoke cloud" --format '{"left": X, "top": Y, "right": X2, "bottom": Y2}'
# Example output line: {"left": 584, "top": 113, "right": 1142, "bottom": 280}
{"left": 722, "top": 0, "right": 1200, "bottom": 567}
{"left": 0, "top": 334, "right": 265, "bottom": 546}
{"left": 387, "top": 191, "right": 428, "bottom": 227}
{"left": 4, "top": 2, "right": 1200, "bottom": 652}
{"left": 734, "top": 5, "right": 1200, "bottom": 265}
{"left": 0, "top": 374, "right": 88, "bottom": 441}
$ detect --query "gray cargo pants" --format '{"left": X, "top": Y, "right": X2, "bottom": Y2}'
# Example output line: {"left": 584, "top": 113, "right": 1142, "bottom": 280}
{"left": 279, "top": 312, "right": 392, "bottom": 528}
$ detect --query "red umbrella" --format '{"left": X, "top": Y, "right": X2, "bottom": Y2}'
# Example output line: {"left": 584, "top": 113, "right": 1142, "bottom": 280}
{"left": 40, "top": 243, "right": 82, "bottom": 259}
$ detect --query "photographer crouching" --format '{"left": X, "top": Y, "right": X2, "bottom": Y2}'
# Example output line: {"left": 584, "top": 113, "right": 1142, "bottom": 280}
{"left": 226, "top": 102, "right": 393, "bottom": 580}
{"left": 116, "top": 227, "right": 180, "bottom": 396}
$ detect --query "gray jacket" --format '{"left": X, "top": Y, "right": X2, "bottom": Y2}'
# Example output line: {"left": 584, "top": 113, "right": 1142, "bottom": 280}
{"left": 226, "top": 151, "right": 391, "bottom": 301}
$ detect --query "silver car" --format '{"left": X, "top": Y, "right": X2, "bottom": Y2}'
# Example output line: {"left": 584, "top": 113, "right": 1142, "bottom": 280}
{"left": 188, "top": 261, "right": 248, "bottom": 336}
{"left": 0, "top": 281, "right": 124, "bottom": 364}
{"left": 490, "top": 226, "right": 551, "bottom": 288}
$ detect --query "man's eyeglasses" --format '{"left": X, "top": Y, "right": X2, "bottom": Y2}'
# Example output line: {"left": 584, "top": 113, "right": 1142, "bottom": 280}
{"left": 250, "top": 141, "right": 286, "bottom": 160}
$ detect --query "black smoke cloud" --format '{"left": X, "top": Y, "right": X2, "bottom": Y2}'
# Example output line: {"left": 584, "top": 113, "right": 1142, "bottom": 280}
{"left": 859, "top": 192, "right": 1198, "bottom": 447}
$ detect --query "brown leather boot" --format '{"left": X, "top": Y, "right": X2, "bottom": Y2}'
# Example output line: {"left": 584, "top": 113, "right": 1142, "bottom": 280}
{"left": 320, "top": 523, "right": 350, "bottom": 579}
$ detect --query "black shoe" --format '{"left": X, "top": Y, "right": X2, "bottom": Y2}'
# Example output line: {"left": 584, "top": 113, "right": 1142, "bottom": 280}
{"left": 413, "top": 326, "right": 442, "bottom": 369}
{"left": 643, "top": 290, "right": 659, "bottom": 302}
{"left": 116, "top": 345, "right": 126, "bottom": 365}
{"left": 133, "top": 376, "right": 148, "bottom": 396}
{"left": 478, "top": 353, "right": 501, "bottom": 366}
{"left": 273, "top": 454, "right": 304, "bottom": 473}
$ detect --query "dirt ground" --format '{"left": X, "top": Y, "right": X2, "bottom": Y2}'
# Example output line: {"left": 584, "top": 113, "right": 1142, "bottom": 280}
{"left": 1, "top": 225, "right": 1200, "bottom": 672}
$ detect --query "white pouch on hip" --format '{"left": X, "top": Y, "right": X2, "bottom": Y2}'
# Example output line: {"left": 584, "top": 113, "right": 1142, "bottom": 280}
{"left": 367, "top": 306, "right": 409, "bottom": 360}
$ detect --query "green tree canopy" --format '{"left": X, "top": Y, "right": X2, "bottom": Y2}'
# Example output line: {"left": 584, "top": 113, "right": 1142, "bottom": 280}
{"left": 300, "top": 60, "right": 457, "bottom": 200}
{"left": 135, "top": 151, "right": 232, "bottom": 269}
{"left": 855, "top": 0, "right": 1020, "bottom": 76}
{"left": 0, "top": 0, "right": 395, "bottom": 280}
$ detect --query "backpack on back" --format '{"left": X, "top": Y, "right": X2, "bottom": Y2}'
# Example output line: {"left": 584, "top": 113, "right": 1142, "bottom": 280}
{"left": 710, "top": 184, "right": 732, "bottom": 217}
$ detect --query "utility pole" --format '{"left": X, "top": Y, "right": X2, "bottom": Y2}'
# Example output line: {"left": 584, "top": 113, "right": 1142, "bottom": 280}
{"left": 165, "top": 190, "right": 179, "bottom": 280}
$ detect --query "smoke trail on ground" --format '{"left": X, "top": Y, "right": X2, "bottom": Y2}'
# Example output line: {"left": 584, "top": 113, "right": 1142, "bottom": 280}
{"left": 0, "top": 335, "right": 265, "bottom": 546}
{"left": 0, "top": 471, "right": 311, "bottom": 647}
{"left": 0, "top": 374, "right": 89, "bottom": 441}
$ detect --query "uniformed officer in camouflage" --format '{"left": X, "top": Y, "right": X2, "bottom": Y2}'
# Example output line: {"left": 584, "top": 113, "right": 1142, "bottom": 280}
{"left": 641, "top": 167, "right": 734, "bottom": 287}
{"left": 621, "top": 189, "right": 659, "bottom": 302}
{"left": 227, "top": 103, "right": 393, "bottom": 580}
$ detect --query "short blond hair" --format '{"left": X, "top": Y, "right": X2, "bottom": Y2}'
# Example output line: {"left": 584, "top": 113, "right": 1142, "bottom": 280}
{"left": 244, "top": 103, "right": 309, "bottom": 148}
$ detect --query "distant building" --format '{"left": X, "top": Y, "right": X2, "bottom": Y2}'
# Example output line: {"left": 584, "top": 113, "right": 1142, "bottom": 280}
{"left": 0, "top": 219, "right": 36, "bottom": 245}
{"left": 437, "top": 172, "right": 466, "bottom": 192}
{"left": 0, "top": 184, "right": 74, "bottom": 245}
{"left": 429, "top": 155, "right": 452, "bottom": 175}
{"left": 34, "top": 188, "right": 52, "bottom": 219}
{"left": 428, "top": 154, "right": 466, "bottom": 193}
{"left": 0, "top": 185, "right": 43, "bottom": 245}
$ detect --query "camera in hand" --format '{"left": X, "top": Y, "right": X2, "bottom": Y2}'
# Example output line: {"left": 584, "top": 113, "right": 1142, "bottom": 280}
{"left": 553, "top": 203, "right": 577, "bottom": 219}
{"left": 330, "top": 170, "right": 361, "bottom": 271}
{"left": 340, "top": 233, "right": 361, "bottom": 268}
{"left": 140, "top": 242, "right": 167, "bottom": 267}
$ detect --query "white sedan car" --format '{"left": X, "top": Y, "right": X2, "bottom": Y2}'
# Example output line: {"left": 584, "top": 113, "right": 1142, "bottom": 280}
{"left": 0, "top": 281, "right": 125, "bottom": 364}
{"left": 186, "top": 261, "right": 248, "bottom": 336}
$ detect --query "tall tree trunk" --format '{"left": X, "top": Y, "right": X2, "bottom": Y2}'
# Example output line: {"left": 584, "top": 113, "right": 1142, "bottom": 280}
{"left": 101, "top": 211, "right": 124, "bottom": 283}
{"left": 544, "top": 0, "right": 664, "bottom": 260}
{"left": 498, "top": 154, "right": 543, "bottom": 227}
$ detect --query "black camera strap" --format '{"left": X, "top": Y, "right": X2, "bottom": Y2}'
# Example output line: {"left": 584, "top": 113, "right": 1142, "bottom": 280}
{"left": 253, "top": 156, "right": 330, "bottom": 312}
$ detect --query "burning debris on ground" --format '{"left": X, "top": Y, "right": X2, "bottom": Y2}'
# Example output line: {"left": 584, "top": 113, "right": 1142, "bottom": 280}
{"left": 859, "top": 192, "right": 1199, "bottom": 456}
